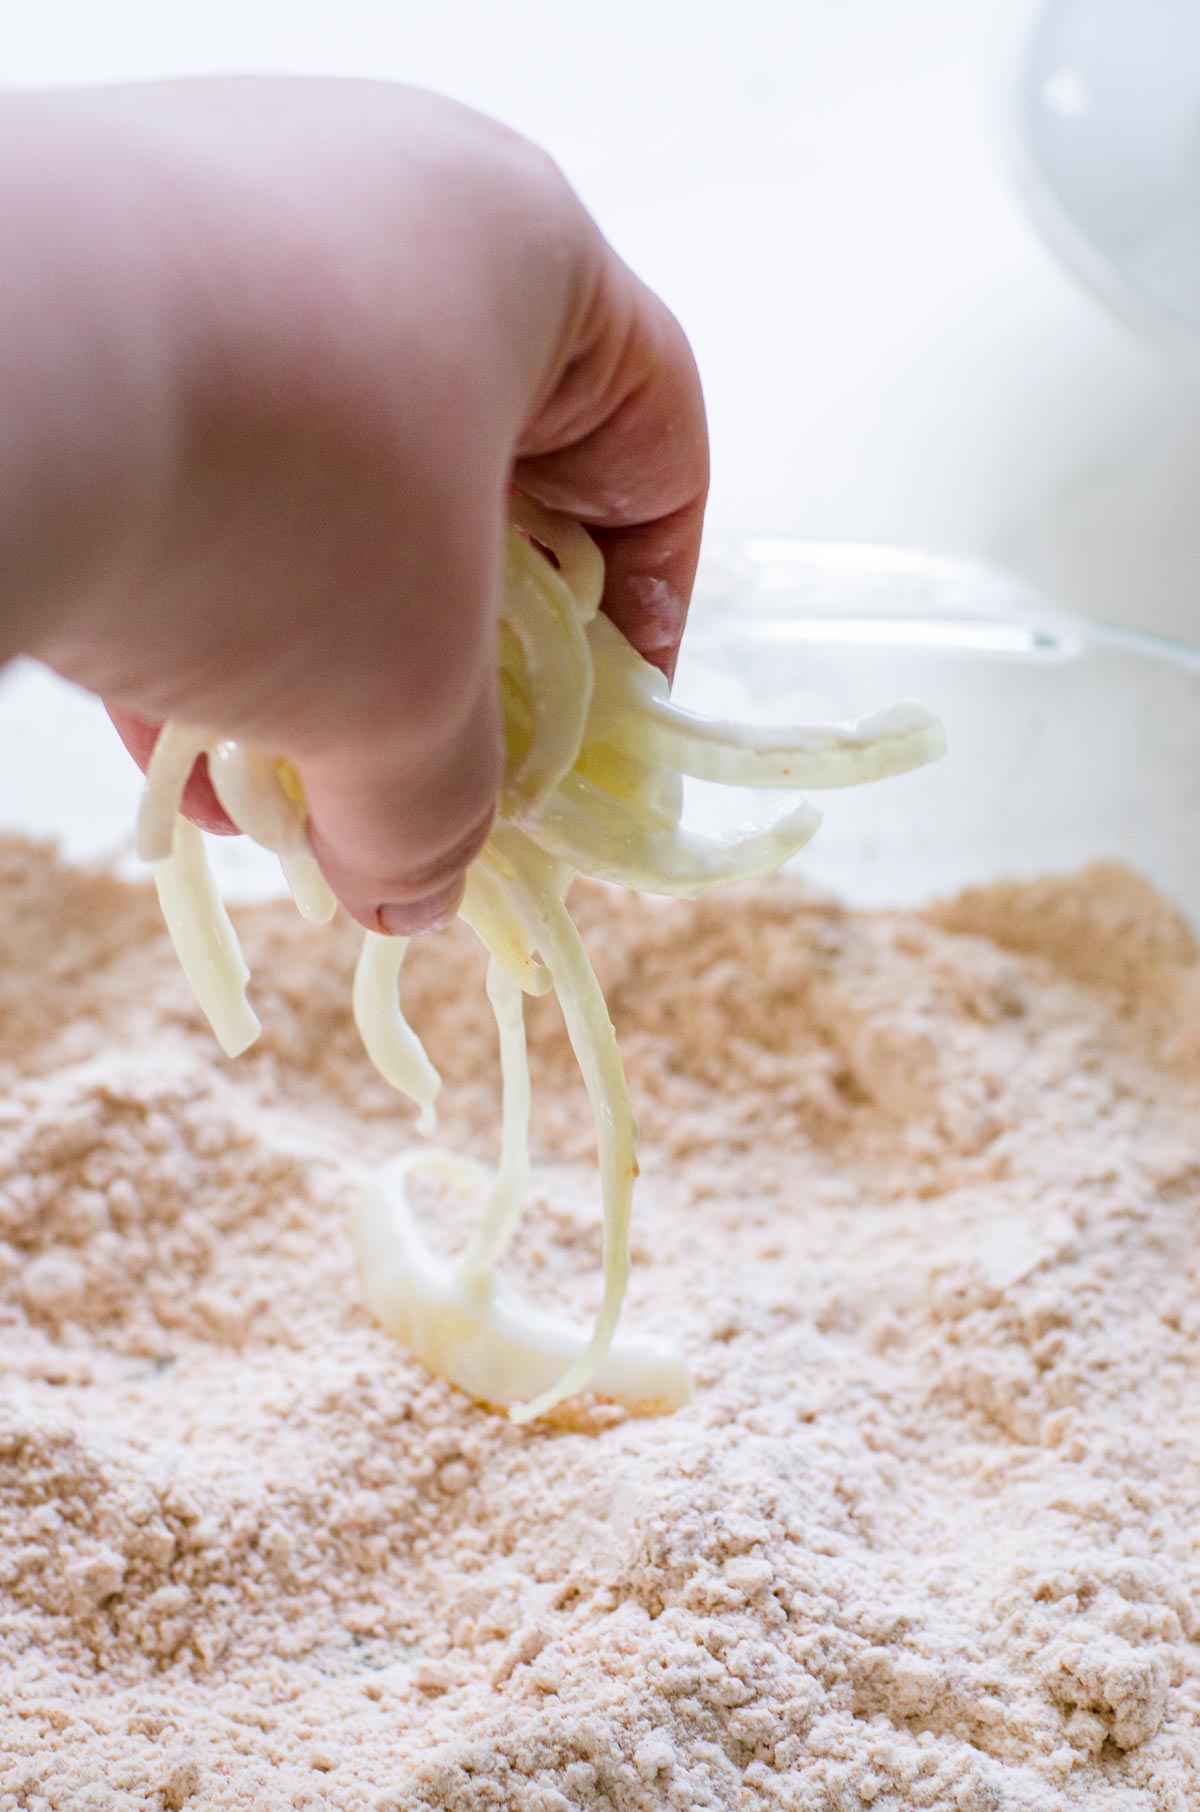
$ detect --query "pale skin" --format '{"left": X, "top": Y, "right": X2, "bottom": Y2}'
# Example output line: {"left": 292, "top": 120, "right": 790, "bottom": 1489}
{"left": 0, "top": 78, "right": 708, "bottom": 931}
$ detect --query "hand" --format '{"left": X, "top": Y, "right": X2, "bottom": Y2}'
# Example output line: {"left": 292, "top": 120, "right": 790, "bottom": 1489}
{"left": 0, "top": 79, "right": 708, "bottom": 931}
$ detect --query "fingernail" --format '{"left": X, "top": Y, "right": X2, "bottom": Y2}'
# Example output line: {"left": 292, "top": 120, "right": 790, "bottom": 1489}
{"left": 377, "top": 877, "right": 465, "bottom": 937}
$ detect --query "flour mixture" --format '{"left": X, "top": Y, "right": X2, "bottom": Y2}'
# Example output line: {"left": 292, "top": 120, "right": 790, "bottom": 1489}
{"left": 0, "top": 839, "right": 1197, "bottom": 1810}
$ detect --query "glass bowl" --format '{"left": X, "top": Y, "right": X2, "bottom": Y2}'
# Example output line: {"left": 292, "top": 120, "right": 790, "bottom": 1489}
{"left": 1003, "top": 0, "right": 1200, "bottom": 373}
{"left": 2, "top": 540, "right": 1199, "bottom": 923}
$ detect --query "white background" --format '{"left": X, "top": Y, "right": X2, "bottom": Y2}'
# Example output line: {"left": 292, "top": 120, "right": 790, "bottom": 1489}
{"left": 7, "top": 0, "right": 1200, "bottom": 638}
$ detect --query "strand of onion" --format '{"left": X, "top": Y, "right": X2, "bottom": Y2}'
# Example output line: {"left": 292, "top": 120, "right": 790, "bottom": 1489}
{"left": 207, "top": 742, "right": 337, "bottom": 924}
{"left": 586, "top": 611, "right": 947, "bottom": 790}
{"left": 138, "top": 724, "right": 210, "bottom": 862}
{"left": 509, "top": 494, "right": 605, "bottom": 620}
{"left": 459, "top": 863, "right": 552, "bottom": 997}
{"left": 458, "top": 958, "right": 533, "bottom": 1281}
{"left": 500, "top": 529, "right": 594, "bottom": 810}
{"left": 490, "top": 825, "right": 638, "bottom": 1423}
{"left": 152, "top": 816, "right": 260, "bottom": 1058}
{"left": 524, "top": 770, "right": 822, "bottom": 897}
{"left": 353, "top": 932, "right": 440, "bottom": 1111}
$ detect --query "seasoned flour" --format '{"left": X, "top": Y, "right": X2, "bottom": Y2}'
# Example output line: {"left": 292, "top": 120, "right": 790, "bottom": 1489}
{"left": 0, "top": 839, "right": 1198, "bottom": 1811}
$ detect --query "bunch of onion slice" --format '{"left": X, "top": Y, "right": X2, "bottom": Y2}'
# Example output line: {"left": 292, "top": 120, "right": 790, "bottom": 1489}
{"left": 138, "top": 500, "right": 945, "bottom": 1422}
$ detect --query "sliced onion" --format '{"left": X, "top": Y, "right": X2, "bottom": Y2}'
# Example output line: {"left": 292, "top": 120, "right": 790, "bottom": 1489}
{"left": 141, "top": 499, "right": 947, "bottom": 1428}
{"left": 351, "top": 1153, "right": 690, "bottom": 1415}
{"left": 510, "top": 494, "right": 605, "bottom": 622}
{"left": 459, "top": 959, "right": 532, "bottom": 1280}
{"left": 459, "top": 863, "right": 552, "bottom": 997}
{"left": 208, "top": 742, "right": 304, "bottom": 853}
{"left": 587, "top": 610, "right": 947, "bottom": 790}
{"left": 208, "top": 741, "right": 337, "bottom": 924}
{"left": 500, "top": 529, "right": 594, "bottom": 810}
{"left": 153, "top": 817, "right": 260, "bottom": 1058}
{"left": 278, "top": 851, "right": 339, "bottom": 926}
{"left": 525, "top": 771, "right": 822, "bottom": 898}
{"left": 493, "top": 828, "right": 640, "bottom": 1422}
{"left": 574, "top": 736, "right": 684, "bottom": 830}
{"left": 138, "top": 724, "right": 210, "bottom": 862}
{"left": 353, "top": 931, "right": 440, "bottom": 1109}
{"left": 605, "top": 693, "right": 947, "bottom": 791}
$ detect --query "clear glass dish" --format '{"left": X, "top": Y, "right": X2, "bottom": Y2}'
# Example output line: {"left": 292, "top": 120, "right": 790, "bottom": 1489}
{"left": 1002, "top": 0, "right": 1200, "bottom": 372}
{"left": 2, "top": 540, "right": 1198, "bottom": 922}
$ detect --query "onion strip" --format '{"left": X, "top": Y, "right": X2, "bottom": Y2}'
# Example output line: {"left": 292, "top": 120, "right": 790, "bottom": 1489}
{"left": 352, "top": 931, "right": 440, "bottom": 1109}
{"left": 603, "top": 692, "right": 947, "bottom": 791}
{"left": 138, "top": 724, "right": 210, "bottom": 862}
{"left": 152, "top": 817, "right": 260, "bottom": 1058}
{"left": 509, "top": 494, "right": 605, "bottom": 622}
{"left": 207, "top": 741, "right": 337, "bottom": 925}
{"left": 491, "top": 827, "right": 639, "bottom": 1423}
{"left": 500, "top": 530, "right": 593, "bottom": 811}
{"left": 526, "top": 771, "right": 823, "bottom": 897}
{"left": 352, "top": 1153, "right": 690, "bottom": 1415}
{"left": 459, "top": 959, "right": 532, "bottom": 1281}
{"left": 587, "top": 610, "right": 947, "bottom": 791}
{"left": 139, "top": 497, "right": 946, "bottom": 1423}
{"left": 458, "top": 863, "right": 552, "bottom": 997}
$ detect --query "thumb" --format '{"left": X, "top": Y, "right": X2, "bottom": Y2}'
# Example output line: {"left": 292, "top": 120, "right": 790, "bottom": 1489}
{"left": 299, "top": 657, "right": 502, "bottom": 936}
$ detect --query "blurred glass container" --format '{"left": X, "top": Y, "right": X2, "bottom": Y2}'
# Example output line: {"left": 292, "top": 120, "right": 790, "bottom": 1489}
{"left": 2, "top": 541, "right": 1199, "bottom": 921}
{"left": 1004, "top": 0, "right": 1200, "bottom": 370}
{"left": 681, "top": 540, "right": 1200, "bottom": 917}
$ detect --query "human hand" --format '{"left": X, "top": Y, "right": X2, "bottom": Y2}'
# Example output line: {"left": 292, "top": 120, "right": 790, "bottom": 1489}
{"left": 0, "top": 79, "right": 708, "bottom": 931}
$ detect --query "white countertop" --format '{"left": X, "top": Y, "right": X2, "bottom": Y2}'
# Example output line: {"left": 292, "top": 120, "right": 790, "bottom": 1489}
{"left": 9, "top": 0, "right": 1200, "bottom": 639}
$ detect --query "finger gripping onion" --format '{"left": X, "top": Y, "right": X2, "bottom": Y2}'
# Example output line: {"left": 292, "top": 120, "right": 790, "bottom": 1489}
{"left": 140, "top": 504, "right": 945, "bottom": 1422}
